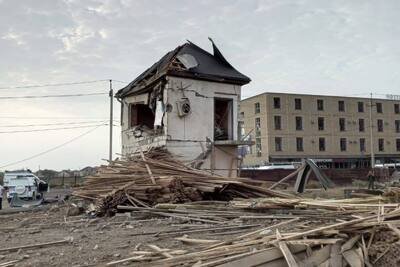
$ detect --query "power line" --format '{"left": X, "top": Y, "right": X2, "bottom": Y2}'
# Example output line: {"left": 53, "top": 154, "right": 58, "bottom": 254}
{"left": 0, "top": 123, "right": 108, "bottom": 133}
{"left": 112, "top": 80, "right": 129, "bottom": 84}
{"left": 0, "top": 79, "right": 108, "bottom": 90}
{"left": 0, "top": 120, "right": 111, "bottom": 128}
{"left": 0, "top": 116, "right": 111, "bottom": 119}
{"left": 0, "top": 92, "right": 107, "bottom": 100}
{"left": 0, "top": 124, "right": 105, "bottom": 169}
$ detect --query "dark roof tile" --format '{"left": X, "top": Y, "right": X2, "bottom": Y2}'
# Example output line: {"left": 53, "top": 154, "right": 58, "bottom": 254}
{"left": 116, "top": 40, "right": 250, "bottom": 98}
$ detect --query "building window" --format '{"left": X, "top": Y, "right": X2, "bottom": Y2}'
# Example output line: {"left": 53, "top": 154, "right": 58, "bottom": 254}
{"left": 358, "top": 102, "right": 364, "bottom": 113}
{"left": 377, "top": 119, "right": 383, "bottom": 132}
{"left": 254, "top": 102, "right": 260, "bottom": 114}
{"left": 340, "top": 138, "right": 347, "bottom": 151}
{"left": 296, "top": 137, "right": 303, "bottom": 152}
{"left": 376, "top": 102, "right": 383, "bottom": 113}
{"left": 360, "top": 138, "right": 366, "bottom": 152}
{"left": 295, "top": 116, "right": 303, "bottom": 130}
{"left": 396, "top": 120, "right": 400, "bottom": 133}
{"left": 129, "top": 104, "right": 155, "bottom": 129}
{"left": 238, "top": 121, "right": 245, "bottom": 139}
{"left": 359, "top": 119, "right": 365, "bottom": 132}
{"left": 318, "top": 117, "right": 324, "bottom": 131}
{"left": 274, "top": 116, "right": 281, "bottom": 130}
{"left": 273, "top": 97, "right": 281, "bottom": 109}
{"left": 319, "top": 138, "right": 325, "bottom": 152}
{"left": 214, "top": 99, "right": 233, "bottom": 140}
{"left": 317, "top": 99, "right": 324, "bottom": 111}
{"left": 397, "top": 139, "right": 400, "bottom": 152}
{"left": 338, "top": 100, "right": 345, "bottom": 112}
{"left": 275, "top": 137, "right": 282, "bottom": 151}
{"left": 255, "top": 138, "right": 262, "bottom": 157}
{"left": 378, "top": 138, "right": 384, "bottom": 151}
{"left": 295, "top": 98, "right": 302, "bottom": 110}
{"left": 239, "top": 112, "right": 244, "bottom": 119}
{"left": 339, "top": 118, "right": 346, "bottom": 131}
{"left": 395, "top": 103, "right": 400, "bottom": 114}
{"left": 255, "top": 118, "right": 261, "bottom": 136}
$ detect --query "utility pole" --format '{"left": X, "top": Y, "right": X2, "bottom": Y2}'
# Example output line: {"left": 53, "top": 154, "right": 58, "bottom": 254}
{"left": 369, "top": 93, "right": 375, "bottom": 169}
{"left": 109, "top": 79, "right": 113, "bottom": 162}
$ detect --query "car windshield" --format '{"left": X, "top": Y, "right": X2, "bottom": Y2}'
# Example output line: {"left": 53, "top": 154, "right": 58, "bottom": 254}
{"left": 8, "top": 177, "right": 33, "bottom": 186}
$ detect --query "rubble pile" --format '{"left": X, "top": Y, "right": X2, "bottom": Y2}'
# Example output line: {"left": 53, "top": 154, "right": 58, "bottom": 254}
{"left": 68, "top": 150, "right": 400, "bottom": 266}
{"left": 108, "top": 198, "right": 400, "bottom": 266}
{"left": 73, "top": 149, "right": 291, "bottom": 215}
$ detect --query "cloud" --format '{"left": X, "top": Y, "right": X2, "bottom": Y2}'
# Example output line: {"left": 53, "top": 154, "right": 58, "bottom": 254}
{"left": 1, "top": 0, "right": 400, "bottom": 169}
{"left": 2, "top": 30, "right": 27, "bottom": 47}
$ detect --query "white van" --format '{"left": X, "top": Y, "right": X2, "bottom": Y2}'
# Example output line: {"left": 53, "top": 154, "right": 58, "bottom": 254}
{"left": 3, "top": 171, "right": 48, "bottom": 202}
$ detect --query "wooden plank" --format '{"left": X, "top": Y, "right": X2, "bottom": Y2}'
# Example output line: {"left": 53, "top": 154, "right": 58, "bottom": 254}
{"left": 106, "top": 255, "right": 145, "bottom": 266}
{"left": 139, "top": 146, "right": 156, "bottom": 184}
{"left": 281, "top": 214, "right": 378, "bottom": 241}
{"left": 275, "top": 229, "right": 299, "bottom": 267}
{"left": 148, "top": 244, "right": 173, "bottom": 259}
{"left": 298, "top": 245, "right": 331, "bottom": 267}
{"left": 215, "top": 245, "right": 307, "bottom": 267}
{"left": 342, "top": 248, "right": 363, "bottom": 267}
{"left": 176, "top": 235, "right": 219, "bottom": 245}
{"left": 387, "top": 223, "right": 400, "bottom": 239}
{"left": 329, "top": 242, "right": 343, "bottom": 267}
{"left": 0, "top": 237, "right": 72, "bottom": 253}
{"left": 269, "top": 165, "right": 305, "bottom": 189}
{"left": 341, "top": 235, "right": 360, "bottom": 253}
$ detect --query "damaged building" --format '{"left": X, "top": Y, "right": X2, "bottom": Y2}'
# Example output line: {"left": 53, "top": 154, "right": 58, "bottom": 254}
{"left": 115, "top": 39, "right": 251, "bottom": 177}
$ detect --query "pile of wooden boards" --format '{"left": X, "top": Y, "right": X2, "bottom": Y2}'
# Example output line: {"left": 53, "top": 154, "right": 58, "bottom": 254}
{"left": 230, "top": 196, "right": 397, "bottom": 211}
{"left": 383, "top": 187, "right": 400, "bottom": 202}
{"left": 107, "top": 197, "right": 400, "bottom": 266}
{"left": 73, "top": 149, "right": 291, "bottom": 215}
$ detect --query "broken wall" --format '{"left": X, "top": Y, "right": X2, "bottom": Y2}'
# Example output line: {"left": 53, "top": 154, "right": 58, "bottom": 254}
{"left": 119, "top": 75, "right": 242, "bottom": 177}
{"left": 164, "top": 76, "right": 240, "bottom": 177}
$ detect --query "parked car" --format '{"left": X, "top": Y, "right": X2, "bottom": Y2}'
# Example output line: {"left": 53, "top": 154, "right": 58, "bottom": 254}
{"left": 3, "top": 171, "right": 48, "bottom": 202}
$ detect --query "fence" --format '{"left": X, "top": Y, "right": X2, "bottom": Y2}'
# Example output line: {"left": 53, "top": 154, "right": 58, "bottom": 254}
{"left": 42, "top": 175, "right": 85, "bottom": 188}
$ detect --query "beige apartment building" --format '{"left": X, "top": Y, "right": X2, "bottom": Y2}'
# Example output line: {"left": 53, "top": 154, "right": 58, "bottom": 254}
{"left": 240, "top": 92, "right": 400, "bottom": 167}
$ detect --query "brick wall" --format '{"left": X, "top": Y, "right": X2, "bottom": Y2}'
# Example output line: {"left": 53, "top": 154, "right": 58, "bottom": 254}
{"left": 240, "top": 168, "right": 394, "bottom": 185}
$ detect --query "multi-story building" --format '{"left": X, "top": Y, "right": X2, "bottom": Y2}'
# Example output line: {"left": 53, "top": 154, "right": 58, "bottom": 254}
{"left": 240, "top": 92, "right": 400, "bottom": 168}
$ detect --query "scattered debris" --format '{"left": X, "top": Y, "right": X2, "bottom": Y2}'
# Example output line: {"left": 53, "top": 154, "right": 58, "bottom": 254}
{"left": 73, "top": 149, "right": 291, "bottom": 216}
{"left": 0, "top": 237, "right": 73, "bottom": 253}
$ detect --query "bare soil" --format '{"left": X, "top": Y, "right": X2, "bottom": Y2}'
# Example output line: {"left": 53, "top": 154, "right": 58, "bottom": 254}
{"left": 0, "top": 187, "right": 365, "bottom": 266}
{"left": 0, "top": 199, "right": 275, "bottom": 266}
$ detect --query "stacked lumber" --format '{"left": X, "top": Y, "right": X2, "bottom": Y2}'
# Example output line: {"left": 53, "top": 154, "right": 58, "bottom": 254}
{"left": 73, "top": 149, "right": 291, "bottom": 215}
{"left": 383, "top": 187, "right": 400, "bottom": 202}
{"left": 106, "top": 200, "right": 400, "bottom": 266}
{"left": 230, "top": 196, "right": 397, "bottom": 211}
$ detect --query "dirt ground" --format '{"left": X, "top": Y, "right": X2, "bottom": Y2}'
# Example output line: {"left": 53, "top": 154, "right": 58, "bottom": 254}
{"left": 0, "top": 195, "right": 279, "bottom": 266}
{"left": 1, "top": 205, "right": 200, "bottom": 266}
{"left": 0, "top": 186, "right": 368, "bottom": 266}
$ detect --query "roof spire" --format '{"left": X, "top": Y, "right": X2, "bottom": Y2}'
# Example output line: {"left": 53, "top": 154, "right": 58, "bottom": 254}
{"left": 208, "top": 37, "right": 233, "bottom": 68}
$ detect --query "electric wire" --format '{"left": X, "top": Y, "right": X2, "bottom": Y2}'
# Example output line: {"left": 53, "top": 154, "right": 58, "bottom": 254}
{"left": 0, "top": 120, "right": 112, "bottom": 128}
{"left": 0, "top": 124, "right": 105, "bottom": 169}
{"left": 0, "top": 123, "right": 108, "bottom": 133}
{"left": 0, "top": 92, "right": 107, "bottom": 99}
{"left": 112, "top": 80, "right": 129, "bottom": 84}
{"left": 0, "top": 79, "right": 109, "bottom": 90}
{"left": 0, "top": 116, "right": 112, "bottom": 119}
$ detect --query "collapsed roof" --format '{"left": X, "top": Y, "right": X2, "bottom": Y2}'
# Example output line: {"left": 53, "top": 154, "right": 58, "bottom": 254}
{"left": 115, "top": 39, "right": 251, "bottom": 98}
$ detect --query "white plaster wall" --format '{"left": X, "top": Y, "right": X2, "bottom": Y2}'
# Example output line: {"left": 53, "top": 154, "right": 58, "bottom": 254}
{"left": 119, "top": 76, "right": 242, "bottom": 177}
{"left": 165, "top": 76, "right": 240, "bottom": 143}
{"left": 164, "top": 76, "right": 241, "bottom": 176}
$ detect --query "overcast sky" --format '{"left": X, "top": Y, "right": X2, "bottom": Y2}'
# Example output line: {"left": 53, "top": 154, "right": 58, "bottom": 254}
{"left": 1, "top": 0, "right": 400, "bottom": 171}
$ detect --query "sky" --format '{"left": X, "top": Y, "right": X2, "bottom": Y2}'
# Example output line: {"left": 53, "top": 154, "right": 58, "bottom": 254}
{"left": 1, "top": 0, "right": 400, "bottom": 171}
